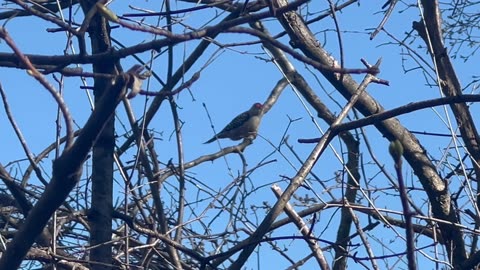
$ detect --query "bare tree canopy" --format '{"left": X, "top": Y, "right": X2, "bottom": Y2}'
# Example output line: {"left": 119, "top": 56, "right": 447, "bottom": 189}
{"left": 0, "top": 0, "right": 480, "bottom": 269}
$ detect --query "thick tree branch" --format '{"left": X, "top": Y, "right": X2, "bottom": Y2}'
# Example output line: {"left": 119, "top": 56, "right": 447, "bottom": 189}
{"left": 0, "top": 73, "right": 128, "bottom": 270}
{"left": 271, "top": 1, "right": 465, "bottom": 267}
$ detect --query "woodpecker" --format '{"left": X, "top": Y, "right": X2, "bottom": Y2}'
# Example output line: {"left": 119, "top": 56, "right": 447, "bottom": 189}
{"left": 204, "top": 103, "right": 264, "bottom": 144}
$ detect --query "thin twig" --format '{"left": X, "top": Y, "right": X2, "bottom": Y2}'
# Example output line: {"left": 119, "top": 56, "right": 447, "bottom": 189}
{"left": 0, "top": 27, "right": 74, "bottom": 149}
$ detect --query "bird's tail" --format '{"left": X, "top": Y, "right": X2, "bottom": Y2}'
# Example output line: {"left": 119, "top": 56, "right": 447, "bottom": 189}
{"left": 203, "top": 137, "right": 216, "bottom": 144}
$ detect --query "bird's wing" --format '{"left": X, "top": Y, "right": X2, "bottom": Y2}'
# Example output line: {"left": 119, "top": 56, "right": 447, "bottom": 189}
{"left": 203, "top": 110, "right": 252, "bottom": 144}
{"left": 219, "top": 111, "right": 250, "bottom": 133}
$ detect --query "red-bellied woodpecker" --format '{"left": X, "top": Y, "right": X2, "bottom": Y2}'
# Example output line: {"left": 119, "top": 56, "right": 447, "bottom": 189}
{"left": 204, "top": 103, "right": 264, "bottom": 144}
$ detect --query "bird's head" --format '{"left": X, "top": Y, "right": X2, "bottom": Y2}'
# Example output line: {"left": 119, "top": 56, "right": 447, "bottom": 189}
{"left": 250, "top": 102, "right": 263, "bottom": 115}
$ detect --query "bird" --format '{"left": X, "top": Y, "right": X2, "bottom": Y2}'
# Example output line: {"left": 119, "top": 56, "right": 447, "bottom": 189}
{"left": 204, "top": 102, "right": 264, "bottom": 144}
